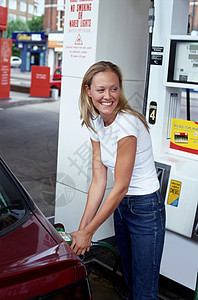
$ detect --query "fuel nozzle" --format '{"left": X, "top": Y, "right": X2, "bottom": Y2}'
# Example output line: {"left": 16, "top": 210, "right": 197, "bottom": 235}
{"left": 54, "top": 223, "right": 72, "bottom": 245}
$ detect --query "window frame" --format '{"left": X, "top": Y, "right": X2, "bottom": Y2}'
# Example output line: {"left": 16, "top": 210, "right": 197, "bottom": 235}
{"left": 0, "top": 158, "right": 36, "bottom": 238}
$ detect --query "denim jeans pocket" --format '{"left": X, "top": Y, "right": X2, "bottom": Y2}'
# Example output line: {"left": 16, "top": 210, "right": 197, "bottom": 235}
{"left": 129, "top": 199, "right": 157, "bottom": 217}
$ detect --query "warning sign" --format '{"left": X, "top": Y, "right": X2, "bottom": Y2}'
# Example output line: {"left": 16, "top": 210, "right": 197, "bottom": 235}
{"left": 167, "top": 180, "right": 182, "bottom": 207}
{"left": 63, "top": 0, "right": 99, "bottom": 77}
{"left": 75, "top": 34, "right": 83, "bottom": 45}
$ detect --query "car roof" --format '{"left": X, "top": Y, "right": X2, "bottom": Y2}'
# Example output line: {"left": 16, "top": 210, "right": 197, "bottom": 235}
{"left": 11, "top": 56, "right": 21, "bottom": 60}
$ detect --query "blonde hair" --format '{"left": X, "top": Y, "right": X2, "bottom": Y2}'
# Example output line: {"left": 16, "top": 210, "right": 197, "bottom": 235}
{"left": 80, "top": 61, "right": 149, "bottom": 132}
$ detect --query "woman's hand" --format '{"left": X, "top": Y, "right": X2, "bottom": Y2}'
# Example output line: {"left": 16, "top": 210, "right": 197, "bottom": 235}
{"left": 70, "top": 229, "right": 92, "bottom": 256}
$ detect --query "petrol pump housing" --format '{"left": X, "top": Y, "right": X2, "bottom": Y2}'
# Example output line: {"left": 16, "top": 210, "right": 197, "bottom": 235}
{"left": 146, "top": 0, "right": 198, "bottom": 291}
{"left": 55, "top": 0, "right": 198, "bottom": 292}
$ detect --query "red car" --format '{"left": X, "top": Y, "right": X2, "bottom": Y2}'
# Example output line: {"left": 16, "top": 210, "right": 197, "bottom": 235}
{"left": 52, "top": 67, "right": 62, "bottom": 81}
{"left": 50, "top": 67, "right": 62, "bottom": 96}
{"left": 0, "top": 157, "right": 92, "bottom": 300}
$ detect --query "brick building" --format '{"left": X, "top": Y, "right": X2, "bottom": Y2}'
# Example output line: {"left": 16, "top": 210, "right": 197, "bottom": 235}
{"left": 43, "top": 0, "right": 65, "bottom": 32}
{"left": 0, "top": 0, "right": 38, "bottom": 22}
{"left": 189, "top": 1, "right": 198, "bottom": 32}
{"left": 43, "top": 0, "right": 65, "bottom": 74}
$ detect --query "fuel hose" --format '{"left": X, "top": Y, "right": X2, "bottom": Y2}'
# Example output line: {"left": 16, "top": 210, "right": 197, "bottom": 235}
{"left": 91, "top": 241, "right": 128, "bottom": 300}
{"left": 55, "top": 226, "right": 128, "bottom": 299}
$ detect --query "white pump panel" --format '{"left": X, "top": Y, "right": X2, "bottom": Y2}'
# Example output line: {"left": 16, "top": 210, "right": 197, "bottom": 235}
{"left": 55, "top": 0, "right": 150, "bottom": 240}
{"left": 147, "top": 0, "right": 198, "bottom": 290}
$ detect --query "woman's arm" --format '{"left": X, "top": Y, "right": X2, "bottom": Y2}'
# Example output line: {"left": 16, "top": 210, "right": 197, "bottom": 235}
{"left": 78, "top": 138, "right": 107, "bottom": 230}
{"left": 70, "top": 136, "right": 137, "bottom": 255}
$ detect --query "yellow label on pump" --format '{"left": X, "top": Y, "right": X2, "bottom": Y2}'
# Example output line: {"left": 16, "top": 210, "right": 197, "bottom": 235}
{"left": 170, "top": 119, "right": 198, "bottom": 155}
{"left": 167, "top": 180, "right": 182, "bottom": 207}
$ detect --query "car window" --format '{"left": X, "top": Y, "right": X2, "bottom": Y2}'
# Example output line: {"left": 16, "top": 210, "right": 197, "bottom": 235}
{"left": 55, "top": 68, "right": 61, "bottom": 75}
{"left": 0, "top": 167, "right": 27, "bottom": 236}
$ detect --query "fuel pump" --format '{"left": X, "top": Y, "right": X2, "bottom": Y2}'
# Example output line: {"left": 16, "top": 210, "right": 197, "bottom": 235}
{"left": 55, "top": 0, "right": 198, "bottom": 292}
{"left": 146, "top": 0, "right": 198, "bottom": 291}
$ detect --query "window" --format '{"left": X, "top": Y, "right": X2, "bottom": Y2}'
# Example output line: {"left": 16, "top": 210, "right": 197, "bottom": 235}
{"left": 9, "top": 0, "right": 17, "bottom": 10}
{"left": 20, "top": 2, "right": 27, "bottom": 12}
{"left": 0, "top": 166, "right": 27, "bottom": 235}
{"left": 57, "top": 10, "right": 64, "bottom": 31}
{"left": 28, "top": 4, "right": 33, "bottom": 14}
{"left": 0, "top": 0, "right": 6, "bottom": 7}
{"left": 20, "top": 16, "right": 26, "bottom": 22}
{"left": 60, "top": 11, "right": 64, "bottom": 29}
{"left": 55, "top": 68, "right": 62, "bottom": 75}
{"left": 8, "top": 13, "right": 16, "bottom": 21}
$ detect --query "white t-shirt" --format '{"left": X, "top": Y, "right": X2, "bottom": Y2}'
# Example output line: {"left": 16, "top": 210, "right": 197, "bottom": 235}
{"left": 89, "top": 112, "right": 159, "bottom": 195}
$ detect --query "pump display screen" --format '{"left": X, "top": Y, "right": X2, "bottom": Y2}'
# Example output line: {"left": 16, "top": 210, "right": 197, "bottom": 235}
{"left": 167, "top": 39, "right": 198, "bottom": 85}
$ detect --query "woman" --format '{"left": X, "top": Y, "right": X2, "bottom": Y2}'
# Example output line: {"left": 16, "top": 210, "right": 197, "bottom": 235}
{"left": 70, "top": 61, "right": 165, "bottom": 299}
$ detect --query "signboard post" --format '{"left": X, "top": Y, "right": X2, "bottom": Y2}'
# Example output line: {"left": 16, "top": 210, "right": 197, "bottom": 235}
{"left": 30, "top": 66, "right": 50, "bottom": 97}
{"left": 0, "top": 39, "right": 12, "bottom": 99}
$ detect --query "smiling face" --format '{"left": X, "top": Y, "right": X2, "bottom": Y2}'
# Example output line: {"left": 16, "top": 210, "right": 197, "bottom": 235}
{"left": 85, "top": 71, "right": 120, "bottom": 126}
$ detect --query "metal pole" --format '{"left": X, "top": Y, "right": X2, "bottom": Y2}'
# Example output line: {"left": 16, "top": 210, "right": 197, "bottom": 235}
{"left": 142, "top": 0, "right": 155, "bottom": 116}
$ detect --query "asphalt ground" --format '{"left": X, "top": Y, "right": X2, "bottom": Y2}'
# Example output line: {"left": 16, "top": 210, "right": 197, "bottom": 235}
{"left": 0, "top": 69, "right": 196, "bottom": 299}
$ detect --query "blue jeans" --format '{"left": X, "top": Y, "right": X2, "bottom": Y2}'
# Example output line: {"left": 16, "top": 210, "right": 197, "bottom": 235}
{"left": 114, "top": 189, "right": 165, "bottom": 300}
